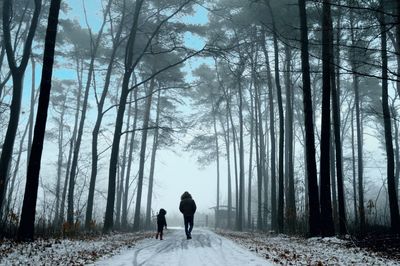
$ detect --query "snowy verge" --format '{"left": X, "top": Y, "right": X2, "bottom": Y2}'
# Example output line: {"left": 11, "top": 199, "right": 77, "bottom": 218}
{"left": 216, "top": 230, "right": 400, "bottom": 265}
{"left": 0, "top": 231, "right": 153, "bottom": 265}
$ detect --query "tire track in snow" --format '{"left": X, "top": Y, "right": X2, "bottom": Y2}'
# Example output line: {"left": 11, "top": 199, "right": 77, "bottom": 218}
{"left": 95, "top": 228, "right": 272, "bottom": 266}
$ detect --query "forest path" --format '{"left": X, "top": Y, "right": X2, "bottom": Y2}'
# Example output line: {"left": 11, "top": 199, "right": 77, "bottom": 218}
{"left": 94, "top": 228, "right": 271, "bottom": 266}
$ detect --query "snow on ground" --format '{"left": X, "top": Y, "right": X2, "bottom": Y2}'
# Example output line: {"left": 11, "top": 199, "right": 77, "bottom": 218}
{"left": 94, "top": 228, "right": 271, "bottom": 266}
{"left": 2, "top": 228, "right": 399, "bottom": 265}
{"left": 217, "top": 230, "right": 400, "bottom": 265}
{"left": 0, "top": 231, "right": 152, "bottom": 265}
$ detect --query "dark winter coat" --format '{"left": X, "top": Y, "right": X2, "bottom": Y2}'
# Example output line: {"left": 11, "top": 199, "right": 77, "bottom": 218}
{"left": 157, "top": 208, "right": 167, "bottom": 227}
{"left": 179, "top": 192, "right": 197, "bottom": 217}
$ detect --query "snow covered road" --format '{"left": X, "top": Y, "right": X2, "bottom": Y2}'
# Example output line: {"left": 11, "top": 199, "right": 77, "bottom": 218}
{"left": 94, "top": 228, "right": 271, "bottom": 266}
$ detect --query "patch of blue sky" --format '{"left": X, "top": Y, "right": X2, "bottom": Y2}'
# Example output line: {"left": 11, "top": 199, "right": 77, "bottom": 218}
{"left": 17, "top": 1, "right": 211, "bottom": 107}
{"left": 184, "top": 32, "right": 206, "bottom": 50}
{"left": 178, "top": 3, "right": 209, "bottom": 25}
{"left": 62, "top": 0, "right": 103, "bottom": 32}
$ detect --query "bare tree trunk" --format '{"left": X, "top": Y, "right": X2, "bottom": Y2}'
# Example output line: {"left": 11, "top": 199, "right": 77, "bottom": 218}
{"left": 2, "top": 114, "right": 30, "bottom": 225}
{"left": 133, "top": 78, "right": 155, "bottom": 231}
{"left": 351, "top": 107, "right": 358, "bottom": 226}
{"left": 66, "top": 62, "right": 90, "bottom": 225}
{"left": 247, "top": 84, "right": 255, "bottom": 229}
{"left": 393, "top": 0, "right": 400, "bottom": 198}
{"left": 17, "top": 0, "right": 60, "bottom": 241}
{"left": 145, "top": 90, "right": 161, "bottom": 229}
{"left": 27, "top": 57, "right": 36, "bottom": 162}
{"left": 122, "top": 88, "right": 138, "bottom": 229}
{"left": 103, "top": 0, "right": 145, "bottom": 233}
{"left": 284, "top": 44, "right": 296, "bottom": 234}
{"left": 330, "top": 131, "right": 338, "bottom": 229}
{"left": 115, "top": 93, "right": 133, "bottom": 229}
{"left": 252, "top": 47, "right": 267, "bottom": 231}
{"left": 223, "top": 85, "right": 239, "bottom": 229}
{"left": 54, "top": 99, "right": 66, "bottom": 226}
{"left": 350, "top": 9, "right": 365, "bottom": 233}
{"left": 254, "top": 100, "right": 261, "bottom": 230}
{"left": 0, "top": 0, "right": 41, "bottom": 216}
{"left": 394, "top": 112, "right": 400, "bottom": 192}
{"left": 219, "top": 105, "right": 232, "bottom": 229}
{"left": 298, "top": 0, "right": 320, "bottom": 236}
{"left": 216, "top": 62, "right": 232, "bottom": 229}
{"left": 255, "top": 76, "right": 267, "bottom": 232}
{"left": 238, "top": 74, "right": 245, "bottom": 231}
{"left": 60, "top": 61, "right": 83, "bottom": 225}
{"left": 265, "top": 119, "right": 270, "bottom": 230}
{"left": 261, "top": 28, "right": 276, "bottom": 232}
{"left": 231, "top": 110, "right": 239, "bottom": 229}
{"left": 67, "top": 0, "right": 111, "bottom": 226}
{"left": 379, "top": 4, "right": 400, "bottom": 233}
{"left": 0, "top": 43, "right": 8, "bottom": 97}
{"left": 265, "top": 1, "right": 285, "bottom": 233}
{"left": 274, "top": 34, "right": 284, "bottom": 234}
{"left": 226, "top": 113, "right": 232, "bottom": 229}
{"left": 213, "top": 102, "right": 221, "bottom": 229}
{"left": 394, "top": 0, "right": 400, "bottom": 98}
{"left": 330, "top": 19, "right": 346, "bottom": 235}
{"left": 319, "top": 0, "right": 335, "bottom": 237}
{"left": 86, "top": 0, "right": 124, "bottom": 230}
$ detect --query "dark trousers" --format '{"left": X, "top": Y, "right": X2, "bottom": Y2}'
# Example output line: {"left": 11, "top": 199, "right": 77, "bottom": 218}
{"left": 157, "top": 224, "right": 164, "bottom": 234}
{"left": 156, "top": 224, "right": 164, "bottom": 240}
{"left": 184, "top": 215, "right": 194, "bottom": 236}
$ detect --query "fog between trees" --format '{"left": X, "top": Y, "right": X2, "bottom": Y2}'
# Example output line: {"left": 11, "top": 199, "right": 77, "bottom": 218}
{"left": 0, "top": 0, "right": 399, "bottom": 241}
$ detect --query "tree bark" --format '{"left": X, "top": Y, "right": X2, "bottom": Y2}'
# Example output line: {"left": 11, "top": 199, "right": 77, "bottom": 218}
{"left": 298, "top": 0, "right": 320, "bottom": 236}
{"left": 319, "top": 0, "right": 335, "bottom": 237}
{"left": 351, "top": 107, "right": 358, "bottom": 226}
{"left": 216, "top": 62, "right": 232, "bottom": 229}
{"left": 145, "top": 90, "right": 161, "bottom": 228}
{"left": 253, "top": 48, "right": 267, "bottom": 231}
{"left": 27, "top": 57, "right": 36, "bottom": 162}
{"left": 67, "top": 0, "right": 111, "bottom": 226}
{"left": 133, "top": 78, "right": 155, "bottom": 231}
{"left": 284, "top": 44, "right": 296, "bottom": 234}
{"left": 350, "top": 8, "right": 365, "bottom": 233}
{"left": 330, "top": 14, "right": 346, "bottom": 235}
{"left": 237, "top": 71, "right": 245, "bottom": 231}
{"left": 223, "top": 85, "right": 239, "bottom": 229}
{"left": 261, "top": 28, "right": 276, "bottom": 232}
{"left": 60, "top": 60, "right": 83, "bottom": 225}
{"left": 103, "top": 0, "right": 145, "bottom": 233}
{"left": 254, "top": 87, "right": 262, "bottom": 230}
{"left": 17, "top": 0, "right": 60, "bottom": 241}
{"left": 86, "top": 0, "right": 122, "bottom": 230}
{"left": 0, "top": 0, "right": 41, "bottom": 216}
{"left": 54, "top": 98, "right": 66, "bottom": 226}
{"left": 379, "top": 4, "right": 400, "bottom": 233}
{"left": 122, "top": 88, "right": 138, "bottom": 229}
{"left": 213, "top": 102, "right": 221, "bottom": 229}
{"left": 115, "top": 93, "right": 133, "bottom": 229}
{"left": 265, "top": 1, "right": 285, "bottom": 233}
{"left": 247, "top": 78, "right": 255, "bottom": 229}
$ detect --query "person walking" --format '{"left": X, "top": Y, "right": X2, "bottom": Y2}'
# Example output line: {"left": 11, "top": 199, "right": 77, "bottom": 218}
{"left": 155, "top": 208, "right": 167, "bottom": 240}
{"left": 179, "top": 191, "right": 197, "bottom": 239}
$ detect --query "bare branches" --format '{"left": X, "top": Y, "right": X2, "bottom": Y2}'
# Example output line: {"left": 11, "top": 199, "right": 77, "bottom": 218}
{"left": 121, "top": 125, "right": 174, "bottom": 136}
{"left": 3, "top": 0, "right": 42, "bottom": 72}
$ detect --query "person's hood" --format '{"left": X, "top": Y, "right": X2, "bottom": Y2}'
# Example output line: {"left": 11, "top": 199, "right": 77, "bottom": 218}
{"left": 159, "top": 208, "right": 167, "bottom": 215}
{"left": 181, "top": 191, "right": 192, "bottom": 200}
